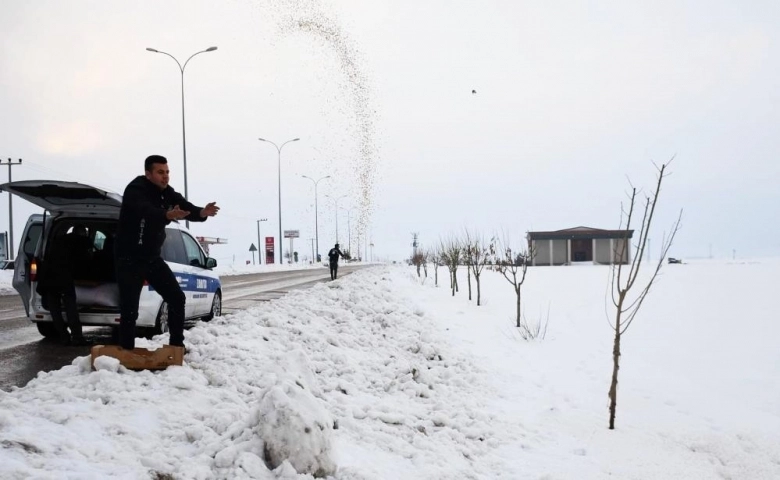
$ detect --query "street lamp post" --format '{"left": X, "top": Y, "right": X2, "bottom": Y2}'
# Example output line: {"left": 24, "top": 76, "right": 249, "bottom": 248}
{"left": 326, "top": 194, "right": 348, "bottom": 245}
{"left": 339, "top": 206, "right": 352, "bottom": 256}
{"left": 301, "top": 175, "right": 330, "bottom": 262}
{"left": 258, "top": 137, "right": 299, "bottom": 265}
{"left": 256, "top": 218, "right": 267, "bottom": 265}
{"left": 146, "top": 45, "right": 217, "bottom": 227}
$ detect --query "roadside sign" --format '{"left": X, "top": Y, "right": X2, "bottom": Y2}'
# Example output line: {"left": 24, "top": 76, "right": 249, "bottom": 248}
{"left": 283, "top": 230, "right": 300, "bottom": 238}
{"left": 265, "top": 237, "right": 275, "bottom": 264}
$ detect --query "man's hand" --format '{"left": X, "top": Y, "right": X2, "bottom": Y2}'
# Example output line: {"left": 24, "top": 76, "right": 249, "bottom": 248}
{"left": 166, "top": 206, "right": 190, "bottom": 221}
{"left": 200, "top": 202, "right": 220, "bottom": 218}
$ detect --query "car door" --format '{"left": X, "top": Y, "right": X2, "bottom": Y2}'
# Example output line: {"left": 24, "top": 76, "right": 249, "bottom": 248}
{"left": 180, "top": 231, "right": 210, "bottom": 315}
{"left": 159, "top": 228, "right": 198, "bottom": 319}
{"left": 12, "top": 215, "right": 44, "bottom": 315}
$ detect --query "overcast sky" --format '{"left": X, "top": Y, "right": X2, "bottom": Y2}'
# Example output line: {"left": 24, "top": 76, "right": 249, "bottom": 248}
{"left": 1, "top": 0, "right": 779, "bottom": 263}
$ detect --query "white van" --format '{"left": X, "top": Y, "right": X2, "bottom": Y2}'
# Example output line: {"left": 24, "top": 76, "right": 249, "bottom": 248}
{"left": 0, "top": 180, "right": 222, "bottom": 339}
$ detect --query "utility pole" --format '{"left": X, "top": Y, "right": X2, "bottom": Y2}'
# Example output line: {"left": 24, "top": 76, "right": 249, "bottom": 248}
{"left": 3, "top": 158, "right": 22, "bottom": 261}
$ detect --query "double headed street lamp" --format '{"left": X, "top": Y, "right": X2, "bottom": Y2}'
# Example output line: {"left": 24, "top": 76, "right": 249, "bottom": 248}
{"left": 258, "top": 137, "right": 299, "bottom": 265}
{"left": 146, "top": 45, "right": 218, "bottom": 227}
{"left": 301, "top": 175, "right": 330, "bottom": 262}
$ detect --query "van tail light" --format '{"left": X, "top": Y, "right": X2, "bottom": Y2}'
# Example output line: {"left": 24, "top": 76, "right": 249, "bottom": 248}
{"left": 30, "top": 258, "right": 39, "bottom": 282}
{"left": 143, "top": 280, "right": 149, "bottom": 286}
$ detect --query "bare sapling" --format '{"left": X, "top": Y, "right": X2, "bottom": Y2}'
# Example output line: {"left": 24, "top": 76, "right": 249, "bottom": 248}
{"left": 441, "top": 238, "right": 462, "bottom": 296}
{"left": 463, "top": 231, "right": 475, "bottom": 301}
{"left": 607, "top": 161, "right": 682, "bottom": 430}
{"left": 495, "top": 234, "right": 531, "bottom": 327}
{"left": 411, "top": 251, "right": 425, "bottom": 278}
{"left": 429, "top": 248, "right": 441, "bottom": 287}
{"left": 466, "top": 231, "right": 493, "bottom": 306}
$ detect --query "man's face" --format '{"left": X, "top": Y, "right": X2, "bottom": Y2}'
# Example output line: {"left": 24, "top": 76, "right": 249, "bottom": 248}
{"left": 145, "top": 162, "right": 170, "bottom": 190}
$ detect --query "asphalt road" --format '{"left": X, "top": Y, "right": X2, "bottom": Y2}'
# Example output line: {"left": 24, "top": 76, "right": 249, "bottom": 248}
{"left": 0, "top": 264, "right": 368, "bottom": 391}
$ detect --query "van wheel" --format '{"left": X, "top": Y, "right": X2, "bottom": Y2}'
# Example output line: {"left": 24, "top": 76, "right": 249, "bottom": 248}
{"left": 204, "top": 291, "right": 221, "bottom": 321}
{"left": 153, "top": 301, "right": 169, "bottom": 336}
{"left": 36, "top": 322, "right": 58, "bottom": 338}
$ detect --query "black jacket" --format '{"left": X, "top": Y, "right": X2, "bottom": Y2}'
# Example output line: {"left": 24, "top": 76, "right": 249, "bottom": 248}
{"left": 328, "top": 247, "right": 344, "bottom": 264}
{"left": 115, "top": 176, "right": 205, "bottom": 259}
{"left": 37, "top": 233, "right": 92, "bottom": 292}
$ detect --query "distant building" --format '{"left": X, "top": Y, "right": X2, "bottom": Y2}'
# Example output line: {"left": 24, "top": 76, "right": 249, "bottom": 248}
{"left": 527, "top": 227, "right": 634, "bottom": 266}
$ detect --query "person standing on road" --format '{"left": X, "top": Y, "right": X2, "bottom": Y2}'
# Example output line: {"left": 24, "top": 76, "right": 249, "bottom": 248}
{"left": 114, "top": 155, "right": 220, "bottom": 350}
{"left": 327, "top": 243, "right": 346, "bottom": 280}
{"left": 37, "top": 225, "right": 93, "bottom": 346}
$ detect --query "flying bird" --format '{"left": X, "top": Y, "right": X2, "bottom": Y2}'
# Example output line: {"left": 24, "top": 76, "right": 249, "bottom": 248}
{"left": 472, "top": 89, "right": 477, "bottom": 95}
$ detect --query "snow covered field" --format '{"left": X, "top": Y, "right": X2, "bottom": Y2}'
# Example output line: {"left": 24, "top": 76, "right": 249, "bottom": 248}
{"left": 0, "top": 258, "right": 778, "bottom": 479}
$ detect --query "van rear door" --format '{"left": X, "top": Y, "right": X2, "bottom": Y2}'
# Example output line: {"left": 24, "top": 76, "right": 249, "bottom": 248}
{"left": 0, "top": 180, "right": 122, "bottom": 215}
{"left": 12, "top": 214, "right": 44, "bottom": 316}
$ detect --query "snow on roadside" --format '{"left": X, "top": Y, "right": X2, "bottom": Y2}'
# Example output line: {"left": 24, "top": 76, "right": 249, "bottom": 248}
{"left": 0, "top": 267, "right": 508, "bottom": 479}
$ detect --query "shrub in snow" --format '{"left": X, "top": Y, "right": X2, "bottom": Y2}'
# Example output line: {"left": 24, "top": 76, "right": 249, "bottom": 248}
{"left": 257, "top": 381, "right": 336, "bottom": 477}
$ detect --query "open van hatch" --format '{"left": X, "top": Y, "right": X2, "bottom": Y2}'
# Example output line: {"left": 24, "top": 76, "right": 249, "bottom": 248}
{"left": 0, "top": 180, "right": 122, "bottom": 215}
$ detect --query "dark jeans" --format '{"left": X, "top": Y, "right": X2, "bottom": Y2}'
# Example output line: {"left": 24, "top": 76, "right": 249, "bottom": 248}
{"left": 44, "top": 286, "right": 82, "bottom": 341}
{"left": 329, "top": 263, "right": 339, "bottom": 280}
{"left": 116, "top": 256, "right": 185, "bottom": 349}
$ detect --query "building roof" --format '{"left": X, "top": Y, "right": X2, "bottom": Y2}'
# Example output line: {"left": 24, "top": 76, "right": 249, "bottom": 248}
{"left": 527, "top": 226, "right": 634, "bottom": 241}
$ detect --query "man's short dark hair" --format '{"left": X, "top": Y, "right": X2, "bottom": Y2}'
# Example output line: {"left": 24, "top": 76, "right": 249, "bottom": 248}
{"left": 145, "top": 155, "right": 168, "bottom": 172}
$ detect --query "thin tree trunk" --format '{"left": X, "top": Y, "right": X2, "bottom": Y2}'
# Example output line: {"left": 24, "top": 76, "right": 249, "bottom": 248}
{"left": 434, "top": 265, "right": 438, "bottom": 286}
{"left": 608, "top": 295, "right": 625, "bottom": 430}
{"left": 451, "top": 270, "right": 456, "bottom": 296}
{"left": 467, "top": 266, "right": 472, "bottom": 301}
{"left": 515, "top": 287, "right": 521, "bottom": 328}
{"left": 476, "top": 275, "right": 481, "bottom": 306}
{"left": 608, "top": 327, "right": 621, "bottom": 430}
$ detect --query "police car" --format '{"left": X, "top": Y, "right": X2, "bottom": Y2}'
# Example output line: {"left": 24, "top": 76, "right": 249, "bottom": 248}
{"left": 0, "top": 180, "right": 222, "bottom": 339}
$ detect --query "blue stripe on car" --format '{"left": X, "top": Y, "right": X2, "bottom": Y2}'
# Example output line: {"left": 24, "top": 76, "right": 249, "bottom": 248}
{"left": 148, "top": 273, "right": 220, "bottom": 293}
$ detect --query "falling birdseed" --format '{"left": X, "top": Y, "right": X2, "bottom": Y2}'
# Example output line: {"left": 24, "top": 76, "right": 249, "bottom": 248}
{"left": 265, "top": 0, "right": 380, "bottom": 249}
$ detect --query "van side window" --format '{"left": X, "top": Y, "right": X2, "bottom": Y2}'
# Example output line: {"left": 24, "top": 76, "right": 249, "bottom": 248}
{"left": 161, "top": 228, "right": 187, "bottom": 265}
{"left": 23, "top": 224, "right": 43, "bottom": 261}
{"left": 181, "top": 233, "right": 205, "bottom": 267}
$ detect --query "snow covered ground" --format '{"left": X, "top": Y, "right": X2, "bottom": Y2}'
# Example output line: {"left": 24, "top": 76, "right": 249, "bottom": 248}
{"left": 0, "top": 258, "right": 779, "bottom": 479}
{"left": 0, "top": 270, "right": 15, "bottom": 296}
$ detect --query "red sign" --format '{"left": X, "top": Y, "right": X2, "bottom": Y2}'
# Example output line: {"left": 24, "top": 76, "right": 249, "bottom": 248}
{"left": 265, "top": 236, "right": 275, "bottom": 264}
